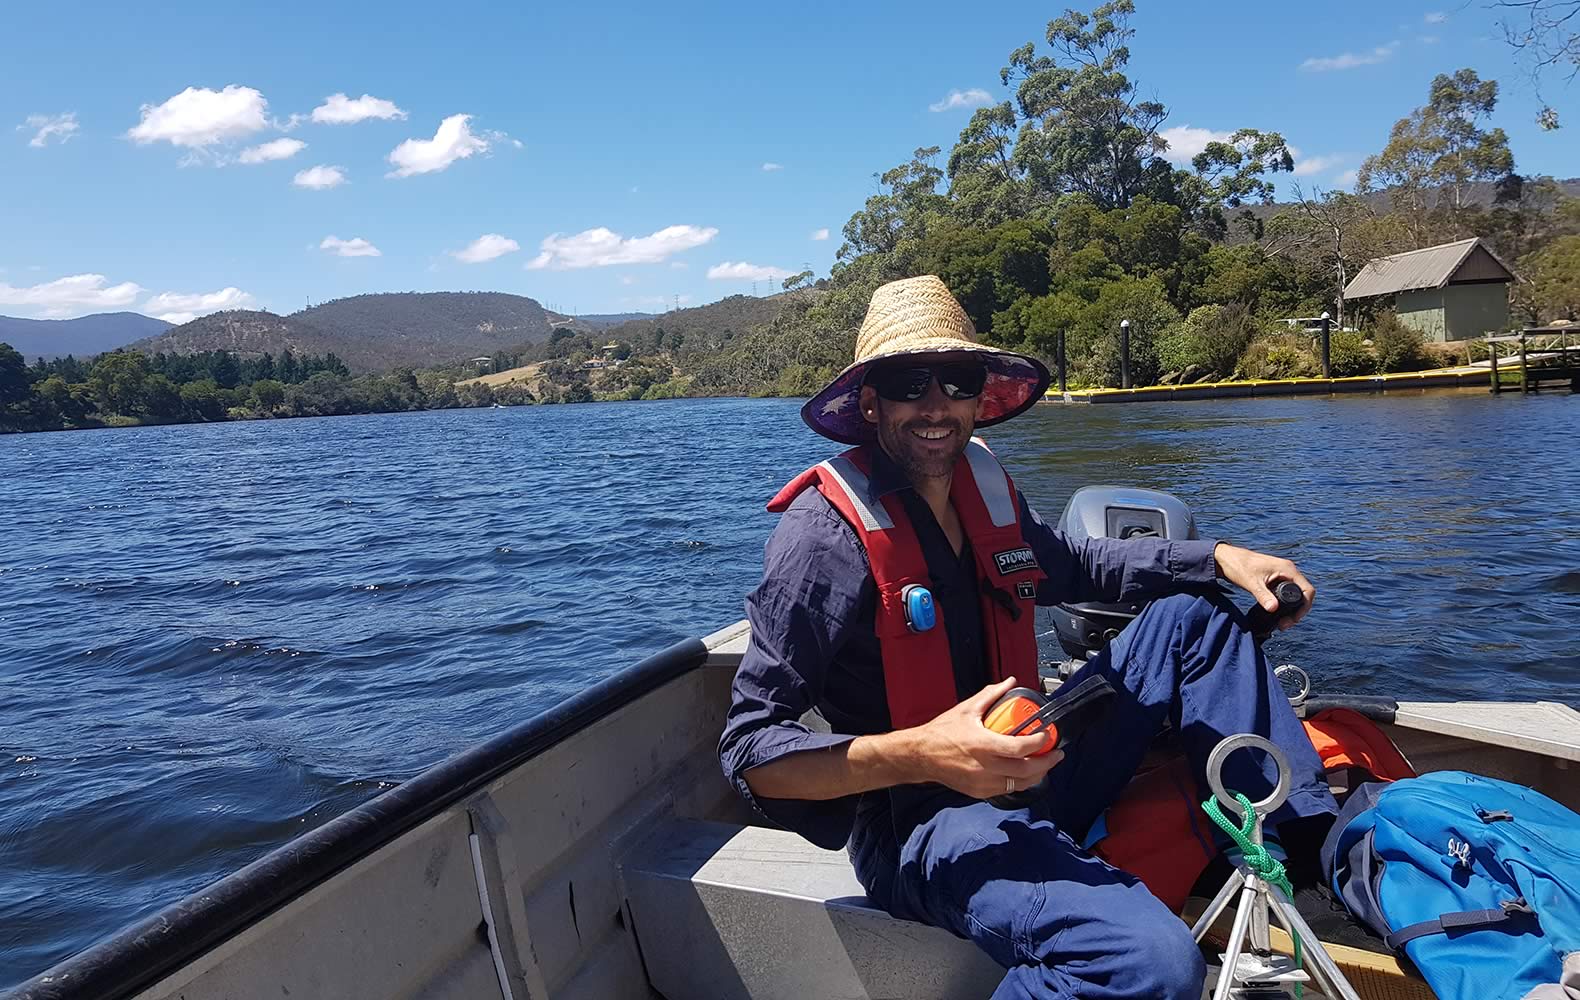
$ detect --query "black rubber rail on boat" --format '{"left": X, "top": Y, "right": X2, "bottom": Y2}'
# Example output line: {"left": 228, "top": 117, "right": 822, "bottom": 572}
{"left": 1303, "top": 694, "right": 1399, "bottom": 722}
{"left": 2, "top": 635, "right": 712, "bottom": 1000}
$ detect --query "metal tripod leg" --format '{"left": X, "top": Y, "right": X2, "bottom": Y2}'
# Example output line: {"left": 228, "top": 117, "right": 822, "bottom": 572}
{"left": 1191, "top": 868, "right": 1246, "bottom": 942}
{"left": 1266, "top": 883, "right": 1365, "bottom": 1000}
{"left": 1211, "top": 880, "right": 1261, "bottom": 1000}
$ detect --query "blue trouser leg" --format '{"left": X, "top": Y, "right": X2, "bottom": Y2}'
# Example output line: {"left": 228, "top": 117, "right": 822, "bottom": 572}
{"left": 852, "top": 799, "right": 1206, "bottom": 1000}
{"left": 849, "top": 589, "right": 1335, "bottom": 999}
{"left": 1042, "top": 590, "right": 1336, "bottom": 838}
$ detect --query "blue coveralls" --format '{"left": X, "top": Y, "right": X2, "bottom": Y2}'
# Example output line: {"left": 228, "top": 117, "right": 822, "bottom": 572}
{"left": 719, "top": 449, "right": 1337, "bottom": 1000}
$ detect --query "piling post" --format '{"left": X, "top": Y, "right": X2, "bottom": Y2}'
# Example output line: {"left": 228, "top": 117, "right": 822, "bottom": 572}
{"left": 1056, "top": 329, "right": 1067, "bottom": 394}
{"left": 1488, "top": 337, "right": 1501, "bottom": 394}
{"left": 1120, "top": 319, "right": 1132, "bottom": 389}
{"left": 1519, "top": 332, "right": 1530, "bottom": 393}
{"left": 1320, "top": 312, "right": 1332, "bottom": 379}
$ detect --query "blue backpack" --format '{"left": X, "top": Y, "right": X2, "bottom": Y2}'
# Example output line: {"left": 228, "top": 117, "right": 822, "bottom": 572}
{"left": 1324, "top": 770, "right": 1580, "bottom": 1000}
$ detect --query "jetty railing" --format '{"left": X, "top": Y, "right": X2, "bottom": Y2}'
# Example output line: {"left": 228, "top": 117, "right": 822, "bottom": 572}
{"left": 1486, "top": 327, "right": 1579, "bottom": 394}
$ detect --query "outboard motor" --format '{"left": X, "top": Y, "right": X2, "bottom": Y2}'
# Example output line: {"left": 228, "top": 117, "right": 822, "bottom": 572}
{"left": 1049, "top": 486, "right": 1198, "bottom": 661}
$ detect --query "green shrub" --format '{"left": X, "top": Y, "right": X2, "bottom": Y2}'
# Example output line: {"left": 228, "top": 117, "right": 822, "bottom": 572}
{"left": 1327, "top": 330, "right": 1376, "bottom": 377}
{"left": 1236, "top": 333, "right": 1319, "bottom": 380}
{"left": 1370, "top": 311, "right": 1429, "bottom": 372}
{"left": 1156, "top": 302, "right": 1260, "bottom": 378}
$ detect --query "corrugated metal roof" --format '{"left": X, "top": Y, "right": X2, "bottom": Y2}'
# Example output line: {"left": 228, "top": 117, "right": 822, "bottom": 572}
{"left": 1342, "top": 237, "right": 1514, "bottom": 300}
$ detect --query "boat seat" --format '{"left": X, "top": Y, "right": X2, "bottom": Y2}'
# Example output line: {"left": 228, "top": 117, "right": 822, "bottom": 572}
{"left": 619, "top": 818, "right": 1003, "bottom": 1000}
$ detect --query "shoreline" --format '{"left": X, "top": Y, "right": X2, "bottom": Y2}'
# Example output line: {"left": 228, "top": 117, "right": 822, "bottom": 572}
{"left": 1047, "top": 364, "right": 1497, "bottom": 403}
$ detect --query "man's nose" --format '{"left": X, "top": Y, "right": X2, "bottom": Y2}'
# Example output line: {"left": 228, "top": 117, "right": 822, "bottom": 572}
{"left": 916, "top": 376, "right": 952, "bottom": 413}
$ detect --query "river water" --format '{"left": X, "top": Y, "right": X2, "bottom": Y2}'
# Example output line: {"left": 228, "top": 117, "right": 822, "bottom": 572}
{"left": 2, "top": 391, "right": 1577, "bottom": 987}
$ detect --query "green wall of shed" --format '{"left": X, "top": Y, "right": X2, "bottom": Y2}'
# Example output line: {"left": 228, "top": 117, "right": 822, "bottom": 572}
{"left": 1395, "top": 284, "right": 1509, "bottom": 342}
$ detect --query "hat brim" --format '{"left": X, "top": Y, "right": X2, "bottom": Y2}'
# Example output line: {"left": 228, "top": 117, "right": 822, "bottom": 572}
{"left": 800, "top": 339, "right": 1051, "bottom": 445}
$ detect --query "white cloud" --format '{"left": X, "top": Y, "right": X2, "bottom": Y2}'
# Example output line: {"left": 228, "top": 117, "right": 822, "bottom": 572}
{"left": 387, "top": 114, "right": 490, "bottom": 177}
{"left": 20, "top": 113, "right": 79, "bottom": 148}
{"left": 127, "top": 85, "right": 271, "bottom": 148}
{"left": 1292, "top": 153, "right": 1347, "bottom": 177}
{"left": 1300, "top": 42, "right": 1399, "bottom": 71}
{"left": 1335, "top": 168, "right": 1360, "bottom": 188}
{"left": 620, "top": 275, "right": 635, "bottom": 285}
{"left": 142, "top": 287, "right": 256, "bottom": 324}
{"left": 670, "top": 261, "right": 688, "bottom": 270}
{"left": 293, "top": 164, "right": 347, "bottom": 189}
{"left": 451, "top": 233, "right": 520, "bottom": 264}
{"left": 525, "top": 224, "right": 718, "bottom": 270}
{"left": 706, "top": 261, "right": 793, "bottom": 282}
{"left": 0, "top": 273, "right": 142, "bottom": 317}
{"left": 1419, "top": 34, "right": 1441, "bottom": 44}
{"left": 762, "top": 162, "right": 783, "bottom": 172}
{"left": 238, "top": 137, "right": 305, "bottom": 164}
{"left": 311, "top": 93, "right": 408, "bottom": 125}
{"left": 811, "top": 227, "right": 830, "bottom": 241}
{"left": 1158, "top": 125, "right": 1235, "bottom": 165}
{"left": 1424, "top": 11, "right": 1446, "bottom": 23}
{"left": 929, "top": 88, "right": 993, "bottom": 113}
{"left": 319, "top": 236, "right": 381, "bottom": 257}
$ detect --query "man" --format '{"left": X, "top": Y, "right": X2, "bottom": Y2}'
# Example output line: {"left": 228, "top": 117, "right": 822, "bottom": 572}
{"left": 718, "top": 275, "right": 1336, "bottom": 1000}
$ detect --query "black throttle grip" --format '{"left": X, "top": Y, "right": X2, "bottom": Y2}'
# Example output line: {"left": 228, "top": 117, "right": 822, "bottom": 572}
{"left": 1245, "top": 580, "right": 1305, "bottom": 637}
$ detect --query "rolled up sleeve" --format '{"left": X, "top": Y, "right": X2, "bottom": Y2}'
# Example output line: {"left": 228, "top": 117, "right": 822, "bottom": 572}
{"left": 717, "top": 500, "right": 868, "bottom": 849}
{"left": 1019, "top": 495, "right": 1219, "bottom": 605}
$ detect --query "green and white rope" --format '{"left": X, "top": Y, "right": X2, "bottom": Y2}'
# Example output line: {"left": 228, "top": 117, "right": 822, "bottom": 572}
{"left": 1203, "top": 791, "right": 1304, "bottom": 997}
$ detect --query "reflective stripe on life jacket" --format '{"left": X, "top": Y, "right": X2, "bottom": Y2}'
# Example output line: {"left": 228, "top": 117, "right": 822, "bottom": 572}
{"left": 767, "top": 439, "right": 1045, "bottom": 729}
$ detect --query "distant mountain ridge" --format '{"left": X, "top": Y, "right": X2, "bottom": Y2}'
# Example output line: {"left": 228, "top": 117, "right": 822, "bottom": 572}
{"left": 0, "top": 312, "right": 172, "bottom": 361}
{"left": 599, "top": 294, "right": 793, "bottom": 345}
{"left": 127, "top": 310, "right": 368, "bottom": 366}
{"left": 130, "top": 291, "right": 558, "bottom": 372}
{"left": 546, "top": 311, "right": 656, "bottom": 332}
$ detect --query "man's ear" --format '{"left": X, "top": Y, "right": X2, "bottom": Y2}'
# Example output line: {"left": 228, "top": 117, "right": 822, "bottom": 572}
{"left": 859, "top": 385, "right": 880, "bottom": 425}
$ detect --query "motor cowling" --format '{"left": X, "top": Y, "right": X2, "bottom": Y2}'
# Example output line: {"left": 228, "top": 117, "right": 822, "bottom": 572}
{"left": 1050, "top": 486, "right": 1198, "bottom": 660}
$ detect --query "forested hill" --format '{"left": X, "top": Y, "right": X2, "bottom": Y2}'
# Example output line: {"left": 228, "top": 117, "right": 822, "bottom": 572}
{"left": 546, "top": 311, "right": 654, "bottom": 331}
{"left": 128, "top": 291, "right": 557, "bottom": 372}
{"left": 599, "top": 294, "right": 793, "bottom": 346}
{"left": 128, "top": 311, "right": 370, "bottom": 366}
{"left": 293, "top": 292, "right": 554, "bottom": 368}
{"left": 0, "top": 312, "right": 171, "bottom": 362}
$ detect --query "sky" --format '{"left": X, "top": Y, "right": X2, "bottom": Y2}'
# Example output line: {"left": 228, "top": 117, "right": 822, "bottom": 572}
{"left": 1, "top": 0, "right": 1572, "bottom": 324}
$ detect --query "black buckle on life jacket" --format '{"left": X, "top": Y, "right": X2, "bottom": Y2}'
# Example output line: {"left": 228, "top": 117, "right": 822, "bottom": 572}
{"left": 982, "top": 579, "right": 1023, "bottom": 621}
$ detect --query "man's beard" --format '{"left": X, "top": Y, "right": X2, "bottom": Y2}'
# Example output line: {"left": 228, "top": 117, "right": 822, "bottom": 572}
{"left": 876, "top": 412, "right": 971, "bottom": 481}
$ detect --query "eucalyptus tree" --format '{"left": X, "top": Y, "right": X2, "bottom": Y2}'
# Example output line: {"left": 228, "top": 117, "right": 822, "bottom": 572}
{"left": 1358, "top": 69, "right": 1516, "bottom": 242}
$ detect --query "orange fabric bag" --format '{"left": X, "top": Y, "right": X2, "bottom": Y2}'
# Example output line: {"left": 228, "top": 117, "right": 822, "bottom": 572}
{"left": 1090, "top": 708, "right": 1415, "bottom": 911}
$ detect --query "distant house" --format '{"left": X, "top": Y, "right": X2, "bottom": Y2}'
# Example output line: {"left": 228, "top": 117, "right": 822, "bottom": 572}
{"left": 469, "top": 356, "right": 493, "bottom": 371}
{"left": 1342, "top": 237, "right": 1516, "bottom": 342}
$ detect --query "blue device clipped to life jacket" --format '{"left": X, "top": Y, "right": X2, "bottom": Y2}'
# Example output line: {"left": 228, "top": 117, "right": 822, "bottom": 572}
{"left": 901, "top": 584, "right": 936, "bottom": 632}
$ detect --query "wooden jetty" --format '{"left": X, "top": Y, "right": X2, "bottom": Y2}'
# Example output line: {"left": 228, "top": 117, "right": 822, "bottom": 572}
{"left": 1487, "top": 326, "right": 1580, "bottom": 394}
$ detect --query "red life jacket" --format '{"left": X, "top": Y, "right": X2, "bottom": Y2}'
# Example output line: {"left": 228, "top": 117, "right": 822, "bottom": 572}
{"left": 767, "top": 439, "right": 1045, "bottom": 729}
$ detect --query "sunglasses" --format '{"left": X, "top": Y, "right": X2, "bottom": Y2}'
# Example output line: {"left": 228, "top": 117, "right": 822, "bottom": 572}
{"left": 867, "top": 362, "right": 989, "bottom": 402}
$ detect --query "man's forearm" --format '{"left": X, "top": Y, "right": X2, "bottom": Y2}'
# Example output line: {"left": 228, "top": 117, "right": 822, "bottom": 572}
{"left": 742, "top": 729, "right": 920, "bottom": 801}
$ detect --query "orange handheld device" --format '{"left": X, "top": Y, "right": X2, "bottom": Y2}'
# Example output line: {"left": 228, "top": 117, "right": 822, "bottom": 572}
{"left": 983, "top": 687, "right": 1061, "bottom": 755}
{"left": 983, "top": 674, "right": 1116, "bottom": 757}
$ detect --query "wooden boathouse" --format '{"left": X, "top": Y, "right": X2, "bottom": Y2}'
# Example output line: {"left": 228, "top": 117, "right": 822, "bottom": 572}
{"left": 1342, "top": 237, "right": 1516, "bottom": 342}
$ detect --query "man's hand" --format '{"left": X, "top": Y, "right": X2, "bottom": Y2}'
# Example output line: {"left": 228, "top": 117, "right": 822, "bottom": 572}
{"left": 1213, "top": 542, "right": 1315, "bottom": 630}
{"left": 899, "top": 677, "right": 1065, "bottom": 798}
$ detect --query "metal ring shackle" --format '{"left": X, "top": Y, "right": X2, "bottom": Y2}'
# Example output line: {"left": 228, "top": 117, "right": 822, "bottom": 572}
{"left": 1205, "top": 733, "right": 1291, "bottom": 818}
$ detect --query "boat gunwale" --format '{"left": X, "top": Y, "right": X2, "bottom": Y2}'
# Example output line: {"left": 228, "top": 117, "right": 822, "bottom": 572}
{"left": 3, "top": 636, "right": 712, "bottom": 1000}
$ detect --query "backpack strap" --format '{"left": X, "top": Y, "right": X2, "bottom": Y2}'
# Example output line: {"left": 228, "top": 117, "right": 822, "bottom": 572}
{"left": 1384, "top": 897, "right": 1537, "bottom": 951}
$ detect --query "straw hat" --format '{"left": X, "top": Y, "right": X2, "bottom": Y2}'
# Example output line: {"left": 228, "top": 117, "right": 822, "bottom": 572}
{"left": 801, "top": 275, "right": 1050, "bottom": 444}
